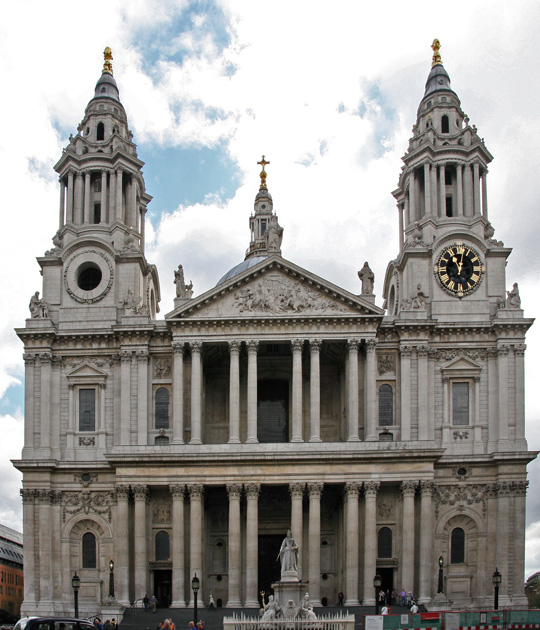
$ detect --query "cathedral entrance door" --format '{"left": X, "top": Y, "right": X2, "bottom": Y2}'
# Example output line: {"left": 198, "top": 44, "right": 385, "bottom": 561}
{"left": 257, "top": 380, "right": 289, "bottom": 442}
{"left": 153, "top": 569, "right": 172, "bottom": 608}
{"left": 377, "top": 567, "right": 394, "bottom": 601}
{"left": 258, "top": 534, "right": 283, "bottom": 600}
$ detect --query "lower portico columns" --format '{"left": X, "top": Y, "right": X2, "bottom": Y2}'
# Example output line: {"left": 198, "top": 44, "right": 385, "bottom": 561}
{"left": 227, "top": 485, "right": 242, "bottom": 607}
{"left": 347, "top": 340, "right": 360, "bottom": 441}
{"left": 133, "top": 485, "right": 149, "bottom": 599}
{"left": 308, "top": 483, "right": 323, "bottom": 605}
{"left": 190, "top": 342, "right": 203, "bottom": 445}
{"left": 37, "top": 490, "right": 52, "bottom": 606}
{"left": 364, "top": 339, "right": 378, "bottom": 441}
{"left": 170, "top": 485, "right": 186, "bottom": 607}
{"left": 245, "top": 484, "right": 261, "bottom": 607}
{"left": 418, "top": 481, "right": 435, "bottom": 604}
{"left": 188, "top": 484, "right": 204, "bottom": 607}
{"left": 228, "top": 341, "right": 241, "bottom": 444}
{"left": 21, "top": 490, "right": 36, "bottom": 607}
{"left": 290, "top": 483, "right": 305, "bottom": 578}
{"left": 401, "top": 481, "right": 416, "bottom": 595}
{"left": 362, "top": 481, "right": 380, "bottom": 605}
{"left": 344, "top": 482, "right": 361, "bottom": 606}
{"left": 291, "top": 340, "right": 304, "bottom": 442}
{"left": 246, "top": 341, "right": 259, "bottom": 443}
{"left": 115, "top": 485, "right": 131, "bottom": 605}
{"left": 309, "top": 340, "right": 322, "bottom": 443}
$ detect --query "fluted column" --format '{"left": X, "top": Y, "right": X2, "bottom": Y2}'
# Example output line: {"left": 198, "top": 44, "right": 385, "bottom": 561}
{"left": 116, "top": 168, "right": 123, "bottom": 221}
{"left": 21, "top": 490, "right": 36, "bottom": 606}
{"left": 401, "top": 481, "right": 416, "bottom": 593}
{"left": 417, "top": 346, "right": 429, "bottom": 440}
{"left": 246, "top": 340, "right": 259, "bottom": 443}
{"left": 309, "top": 340, "right": 322, "bottom": 442}
{"left": 67, "top": 170, "right": 74, "bottom": 222}
{"left": 39, "top": 353, "right": 51, "bottom": 451}
{"left": 365, "top": 339, "right": 377, "bottom": 441}
{"left": 456, "top": 163, "right": 463, "bottom": 216}
{"left": 170, "top": 485, "right": 186, "bottom": 607}
{"left": 464, "top": 163, "right": 473, "bottom": 216}
{"left": 289, "top": 483, "right": 304, "bottom": 578}
{"left": 409, "top": 169, "right": 416, "bottom": 223}
{"left": 497, "top": 344, "right": 510, "bottom": 444}
{"left": 292, "top": 339, "right": 304, "bottom": 442}
{"left": 23, "top": 354, "right": 36, "bottom": 453}
{"left": 344, "top": 482, "right": 360, "bottom": 606}
{"left": 496, "top": 482, "right": 511, "bottom": 600}
{"left": 347, "top": 339, "right": 360, "bottom": 441}
{"left": 115, "top": 485, "right": 130, "bottom": 605}
{"left": 58, "top": 179, "right": 66, "bottom": 228}
{"left": 513, "top": 482, "right": 528, "bottom": 601}
{"left": 400, "top": 346, "right": 412, "bottom": 440}
{"left": 418, "top": 481, "right": 435, "bottom": 603}
{"left": 226, "top": 484, "right": 242, "bottom": 607}
{"left": 101, "top": 170, "right": 108, "bottom": 223}
{"left": 172, "top": 341, "right": 184, "bottom": 444}
{"left": 140, "top": 206, "right": 146, "bottom": 251}
{"left": 74, "top": 171, "right": 83, "bottom": 224}
{"left": 133, "top": 485, "right": 149, "bottom": 599}
{"left": 398, "top": 204, "right": 404, "bottom": 249}
{"left": 190, "top": 341, "right": 203, "bottom": 444}
{"left": 137, "top": 350, "right": 149, "bottom": 446}
{"left": 130, "top": 175, "right": 138, "bottom": 227}
{"left": 37, "top": 490, "right": 52, "bottom": 604}
{"left": 245, "top": 484, "right": 260, "bottom": 607}
{"left": 424, "top": 162, "right": 431, "bottom": 217}
{"left": 473, "top": 161, "right": 481, "bottom": 215}
{"left": 188, "top": 484, "right": 204, "bottom": 607}
{"left": 362, "top": 481, "right": 380, "bottom": 605}
{"left": 481, "top": 168, "right": 489, "bottom": 219}
{"left": 228, "top": 341, "right": 241, "bottom": 444}
{"left": 120, "top": 350, "right": 132, "bottom": 445}
{"left": 438, "top": 163, "right": 445, "bottom": 218}
{"left": 404, "top": 196, "right": 410, "bottom": 229}
{"left": 84, "top": 170, "right": 92, "bottom": 223}
{"left": 308, "top": 482, "right": 323, "bottom": 605}
{"left": 515, "top": 345, "right": 526, "bottom": 442}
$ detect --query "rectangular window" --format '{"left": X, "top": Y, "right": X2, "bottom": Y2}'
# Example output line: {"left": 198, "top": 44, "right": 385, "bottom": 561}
{"left": 452, "top": 382, "right": 469, "bottom": 425}
{"left": 93, "top": 203, "right": 101, "bottom": 224}
{"left": 446, "top": 196, "right": 453, "bottom": 217}
{"left": 79, "top": 389, "right": 96, "bottom": 431}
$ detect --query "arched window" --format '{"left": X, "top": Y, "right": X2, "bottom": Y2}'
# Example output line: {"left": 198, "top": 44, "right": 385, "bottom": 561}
{"left": 451, "top": 527, "right": 465, "bottom": 563}
{"left": 441, "top": 115, "right": 450, "bottom": 134}
{"left": 155, "top": 388, "right": 170, "bottom": 430}
{"left": 96, "top": 122, "right": 105, "bottom": 141}
{"left": 82, "top": 532, "right": 97, "bottom": 568}
{"left": 155, "top": 531, "right": 170, "bottom": 561}
{"left": 378, "top": 384, "right": 393, "bottom": 426}
{"left": 378, "top": 527, "right": 392, "bottom": 558}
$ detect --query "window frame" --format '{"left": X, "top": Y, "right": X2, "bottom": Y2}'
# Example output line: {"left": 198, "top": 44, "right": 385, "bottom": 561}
{"left": 377, "top": 383, "right": 395, "bottom": 427}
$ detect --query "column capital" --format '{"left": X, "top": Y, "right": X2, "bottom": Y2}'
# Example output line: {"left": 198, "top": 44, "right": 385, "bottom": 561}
{"left": 511, "top": 480, "right": 528, "bottom": 496}
{"left": 40, "top": 352, "right": 53, "bottom": 365}
{"left": 515, "top": 344, "right": 527, "bottom": 356}
{"left": 136, "top": 349, "right": 149, "bottom": 363}
{"left": 190, "top": 340, "right": 203, "bottom": 353}
{"left": 187, "top": 483, "right": 204, "bottom": 499}
{"left": 172, "top": 341, "right": 185, "bottom": 354}
{"left": 228, "top": 340, "right": 241, "bottom": 353}
{"left": 133, "top": 484, "right": 149, "bottom": 501}
{"left": 497, "top": 343, "right": 510, "bottom": 356}
{"left": 291, "top": 339, "right": 304, "bottom": 352}
{"left": 347, "top": 338, "right": 360, "bottom": 351}
{"left": 23, "top": 353, "right": 37, "bottom": 365}
{"left": 364, "top": 480, "right": 380, "bottom": 497}
{"left": 119, "top": 349, "right": 132, "bottom": 363}
{"left": 400, "top": 480, "right": 417, "bottom": 496}
{"left": 309, "top": 339, "right": 322, "bottom": 351}
{"left": 170, "top": 484, "right": 185, "bottom": 499}
{"left": 20, "top": 488, "right": 37, "bottom": 504}
{"left": 227, "top": 484, "right": 243, "bottom": 499}
{"left": 400, "top": 345, "right": 413, "bottom": 357}
{"left": 246, "top": 340, "right": 259, "bottom": 353}
{"left": 364, "top": 338, "right": 378, "bottom": 353}
{"left": 419, "top": 480, "right": 436, "bottom": 495}
{"left": 245, "top": 483, "right": 261, "bottom": 499}
{"left": 289, "top": 482, "right": 305, "bottom": 498}
{"left": 307, "top": 482, "right": 323, "bottom": 498}
{"left": 417, "top": 345, "right": 430, "bottom": 357}
{"left": 116, "top": 484, "right": 131, "bottom": 500}
{"left": 345, "top": 481, "right": 361, "bottom": 497}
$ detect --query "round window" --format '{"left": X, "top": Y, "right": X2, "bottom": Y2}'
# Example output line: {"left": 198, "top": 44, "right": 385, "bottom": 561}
{"left": 77, "top": 264, "right": 103, "bottom": 291}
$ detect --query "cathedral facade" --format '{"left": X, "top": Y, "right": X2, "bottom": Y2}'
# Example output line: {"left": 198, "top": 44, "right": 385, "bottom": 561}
{"left": 14, "top": 43, "right": 534, "bottom": 617}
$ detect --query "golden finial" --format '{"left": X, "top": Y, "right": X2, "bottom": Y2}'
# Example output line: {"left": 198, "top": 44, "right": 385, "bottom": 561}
{"left": 431, "top": 39, "right": 442, "bottom": 67}
{"left": 103, "top": 47, "right": 114, "bottom": 75}
{"left": 257, "top": 155, "right": 270, "bottom": 190}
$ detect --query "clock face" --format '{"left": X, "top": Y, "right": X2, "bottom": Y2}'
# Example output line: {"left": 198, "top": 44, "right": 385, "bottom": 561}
{"left": 435, "top": 242, "right": 484, "bottom": 297}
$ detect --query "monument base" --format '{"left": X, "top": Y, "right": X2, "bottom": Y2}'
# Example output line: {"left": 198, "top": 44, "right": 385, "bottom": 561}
{"left": 272, "top": 578, "right": 308, "bottom": 608}
{"left": 429, "top": 593, "right": 453, "bottom": 611}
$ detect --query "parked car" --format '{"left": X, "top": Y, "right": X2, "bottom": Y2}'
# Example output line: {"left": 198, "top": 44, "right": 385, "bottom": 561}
{"left": 14, "top": 618, "right": 95, "bottom": 630}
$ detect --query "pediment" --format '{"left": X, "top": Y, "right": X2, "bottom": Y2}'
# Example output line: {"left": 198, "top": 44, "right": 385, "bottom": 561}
{"left": 440, "top": 356, "right": 482, "bottom": 373}
{"left": 66, "top": 363, "right": 108, "bottom": 381}
{"left": 166, "top": 256, "right": 384, "bottom": 320}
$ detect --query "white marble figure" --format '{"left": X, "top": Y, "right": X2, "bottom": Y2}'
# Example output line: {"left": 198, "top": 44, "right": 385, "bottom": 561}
{"left": 506, "top": 282, "right": 521, "bottom": 309}
{"left": 174, "top": 264, "right": 194, "bottom": 298}
{"left": 298, "top": 593, "right": 317, "bottom": 620}
{"left": 265, "top": 215, "right": 283, "bottom": 251}
{"left": 358, "top": 261, "right": 375, "bottom": 294}
{"left": 277, "top": 529, "right": 298, "bottom": 574}
{"left": 260, "top": 595, "right": 282, "bottom": 620}
{"left": 29, "top": 291, "right": 50, "bottom": 318}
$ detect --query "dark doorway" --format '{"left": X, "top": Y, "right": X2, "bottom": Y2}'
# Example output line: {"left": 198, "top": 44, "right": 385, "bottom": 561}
{"left": 258, "top": 380, "right": 289, "bottom": 442}
{"left": 377, "top": 567, "right": 394, "bottom": 600}
{"left": 258, "top": 534, "right": 282, "bottom": 598}
{"left": 154, "top": 569, "right": 172, "bottom": 608}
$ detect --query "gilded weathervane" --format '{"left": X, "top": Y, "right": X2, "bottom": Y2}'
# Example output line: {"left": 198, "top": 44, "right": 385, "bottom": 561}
{"left": 103, "top": 46, "right": 114, "bottom": 74}
{"left": 258, "top": 155, "right": 270, "bottom": 190}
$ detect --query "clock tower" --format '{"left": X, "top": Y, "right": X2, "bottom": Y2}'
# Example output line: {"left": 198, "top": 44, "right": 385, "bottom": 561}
{"left": 383, "top": 39, "right": 515, "bottom": 322}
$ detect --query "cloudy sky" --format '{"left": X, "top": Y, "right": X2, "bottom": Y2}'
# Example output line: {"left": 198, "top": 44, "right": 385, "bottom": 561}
{"left": 1, "top": 0, "right": 540, "bottom": 579}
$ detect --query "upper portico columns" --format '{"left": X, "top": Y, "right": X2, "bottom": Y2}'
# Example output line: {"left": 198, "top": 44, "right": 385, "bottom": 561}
{"left": 364, "top": 338, "right": 378, "bottom": 441}
{"left": 291, "top": 339, "right": 304, "bottom": 443}
{"left": 246, "top": 340, "right": 259, "bottom": 443}
{"left": 228, "top": 341, "right": 241, "bottom": 444}
{"left": 347, "top": 339, "right": 360, "bottom": 441}
{"left": 190, "top": 341, "right": 203, "bottom": 444}
{"left": 309, "top": 339, "right": 322, "bottom": 443}
{"left": 172, "top": 341, "right": 185, "bottom": 444}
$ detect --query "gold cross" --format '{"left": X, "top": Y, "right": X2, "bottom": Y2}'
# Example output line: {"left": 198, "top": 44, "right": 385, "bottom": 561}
{"left": 257, "top": 155, "right": 270, "bottom": 189}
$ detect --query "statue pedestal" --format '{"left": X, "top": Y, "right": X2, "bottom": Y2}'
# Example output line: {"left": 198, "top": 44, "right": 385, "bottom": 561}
{"left": 429, "top": 593, "right": 452, "bottom": 611}
{"left": 272, "top": 576, "right": 307, "bottom": 608}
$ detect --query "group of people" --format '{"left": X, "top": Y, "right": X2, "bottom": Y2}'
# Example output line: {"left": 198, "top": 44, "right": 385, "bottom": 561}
{"left": 378, "top": 587, "right": 419, "bottom": 615}
{"left": 143, "top": 594, "right": 159, "bottom": 612}
{"left": 93, "top": 618, "right": 117, "bottom": 630}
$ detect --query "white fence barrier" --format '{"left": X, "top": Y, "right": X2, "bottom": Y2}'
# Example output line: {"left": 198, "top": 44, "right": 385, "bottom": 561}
{"left": 223, "top": 613, "right": 356, "bottom": 630}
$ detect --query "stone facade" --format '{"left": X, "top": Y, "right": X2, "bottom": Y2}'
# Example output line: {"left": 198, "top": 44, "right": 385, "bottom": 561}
{"left": 14, "top": 44, "right": 534, "bottom": 617}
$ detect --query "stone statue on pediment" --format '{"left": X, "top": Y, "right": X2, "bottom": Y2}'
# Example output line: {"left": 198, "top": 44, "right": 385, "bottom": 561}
{"left": 506, "top": 282, "right": 521, "bottom": 309}
{"left": 265, "top": 215, "right": 283, "bottom": 252}
{"left": 358, "top": 261, "right": 375, "bottom": 294}
{"left": 174, "top": 264, "right": 193, "bottom": 298}
{"left": 29, "top": 291, "right": 50, "bottom": 318}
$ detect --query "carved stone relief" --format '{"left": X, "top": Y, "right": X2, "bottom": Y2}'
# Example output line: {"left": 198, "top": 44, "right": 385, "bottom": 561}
{"left": 152, "top": 497, "right": 172, "bottom": 524}
{"left": 63, "top": 490, "right": 115, "bottom": 522}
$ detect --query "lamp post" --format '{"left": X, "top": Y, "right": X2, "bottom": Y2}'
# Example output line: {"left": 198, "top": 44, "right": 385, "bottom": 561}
{"left": 437, "top": 555, "right": 444, "bottom": 594}
{"left": 492, "top": 568, "right": 502, "bottom": 610}
{"left": 192, "top": 573, "right": 200, "bottom": 625}
{"left": 72, "top": 572, "right": 80, "bottom": 618}
{"left": 109, "top": 559, "right": 115, "bottom": 598}
{"left": 373, "top": 574, "right": 382, "bottom": 615}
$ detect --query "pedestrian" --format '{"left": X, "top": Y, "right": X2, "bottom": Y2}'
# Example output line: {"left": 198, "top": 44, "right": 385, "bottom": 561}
{"left": 104, "top": 620, "right": 113, "bottom": 630}
{"left": 410, "top": 601, "right": 419, "bottom": 614}
{"left": 143, "top": 594, "right": 149, "bottom": 611}
{"left": 111, "top": 620, "right": 117, "bottom": 630}
{"left": 209, "top": 594, "right": 215, "bottom": 609}
{"left": 168, "top": 619, "right": 175, "bottom": 630}
{"left": 94, "top": 618, "right": 103, "bottom": 630}
{"left": 400, "top": 588, "right": 406, "bottom": 607}
{"left": 150, "top": 594, "right": 158, "bottom": 613}
{"left": 391, "top": 589, "right": 397, "bottom": 606}
{"left": 381, "top": 605, "right": 389, "bottom": 615}
{"left": 407, "top": 591, "right": 413, "bottom": 607}
{"left": 338, "top": 590, "right": 344, "bottom": 606}
{"left": 379, "top": 589, "right": 385, "bottom": 606}
{"left": 188, "top": 623, "right": 195, "bottom": 630}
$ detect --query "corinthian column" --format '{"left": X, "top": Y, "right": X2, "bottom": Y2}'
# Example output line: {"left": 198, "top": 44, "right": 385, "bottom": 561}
{"left": 309, "top": 340, "right": 322, "bottom": 442}
{"left": 226, "top": 484, "right": 242, "bottom": 607}
{"left": 245, "top": 484, "right": 260, "bottom": 607}
{"left": 362, "top": 481, "right": 380, "bottom": 605}
{"left": 170, "top": 485, "right": 186, "bottom": 607}
{"left": 37, "top": 490, "right": 52, "bottom": 605}
{"left": 172, "top": 341, "right": 184, "bottom": 444}
{"left": 228, "top": 341, "right": 241, "bottom": 444}
{"left": 101, "top": 169, "right": 108, "bottom": 223}
{"left": 120, "top": 349, "right": 132, "bottom": 445}
{"left": 246, "top": 341, "right": 259, "bottom": 443}
{"left": 115, "top": 485, "right": 130, "bottom": 605}
{"left": 116, "top": 168, "right": 123, "bottom": 221}
{"left": 401, "top": 481, "right": 416, "bottom": 594}
{"left": 190, "top": 341, "right": 203, "bottom": 444}
{"left": 418, "top": 481, "right": 435, "bottom": 603}
{"left": 84, "top": 170, "right": 92, "bottom": 223}
{"left": 188, "top": 484, "right": 204, "bottom": 607}
{"left": 291, "top": 339, "right": 304, "bottom": 442}
{"left": 137, "top": 350, "right": 149, "bottom": 446}
{"left": 400, "top": 346, "right": 412, "bottom": 440}
{"left": 365, "top": 339, "right": 377, "bottom": 441}
{"left": 344, "top": 482, "right": 360, "bottom": 605}
{"left": 347, "top": 340, "right": 360, "bottom": 441}
{"left": 289, "top": 483, "right": 304, "bottom": 578}
{"left": 133, "top": 485, "right": 149, "bottom": 598}
{"left": 21, "top": 490, "right": 36, "bottom": 607}
{"left": 308, "top": 482, "right": 323, "bottom": 605}
{"left": 424, "top": 162, "right": 431, "bottom": 217}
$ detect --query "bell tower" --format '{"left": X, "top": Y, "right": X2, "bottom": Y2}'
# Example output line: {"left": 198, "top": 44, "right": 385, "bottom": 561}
{"left": 383, "top": 40, "right": 516, "bottom": 322}
{"left": 38, "top": 48, "right": 160, "bottom": 326}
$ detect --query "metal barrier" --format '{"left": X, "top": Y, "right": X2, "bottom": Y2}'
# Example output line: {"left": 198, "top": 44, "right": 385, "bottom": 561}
{"left": 223, "top": 613, "right": 356, "bottom": 630}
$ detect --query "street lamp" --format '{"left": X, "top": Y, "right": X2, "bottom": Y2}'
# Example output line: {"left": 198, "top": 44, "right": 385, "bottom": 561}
{"left": 192, "top": 573, "right": 200, "bottom": 625}
{"left": 109, "top": 559, "right": 115, "bottom": 598}
{"left": 437, "top": 555, "right": 444, "bottom": 593}
{"left": 373, "top": 574, "right": 382, "bottom": 615}
{"left": 492, "top": 568, "right": 502, "bottom": 610}
{"left": 72, "top": 572, "right": 80, "bottom": 618}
